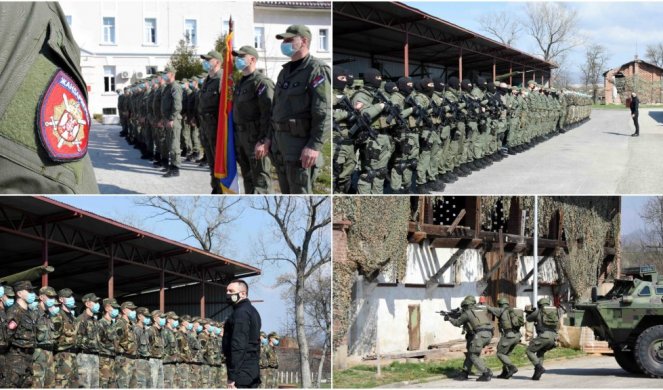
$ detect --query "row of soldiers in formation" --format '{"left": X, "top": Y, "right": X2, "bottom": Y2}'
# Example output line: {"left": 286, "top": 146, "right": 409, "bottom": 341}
{"left": 444, "top": 295, "right": 560, "bottom": 382}
{"left": 117, "top": 25, "right": 331, "bottom": 195}
{"left": 0, "top": 281, "right": 280, "bottom": 389}
{"left": 332, "top": 67, "right": 593, "bottom": 194}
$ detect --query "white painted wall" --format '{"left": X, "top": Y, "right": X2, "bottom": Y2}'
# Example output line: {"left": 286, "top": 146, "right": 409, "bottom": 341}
{"left": 346, "top": 240, "right": 556, "bottom": 358}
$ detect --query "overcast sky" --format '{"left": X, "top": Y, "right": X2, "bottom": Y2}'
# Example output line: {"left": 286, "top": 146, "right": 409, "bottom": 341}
{"left": 407, "top": 1, "right": 663, "bottom": 83}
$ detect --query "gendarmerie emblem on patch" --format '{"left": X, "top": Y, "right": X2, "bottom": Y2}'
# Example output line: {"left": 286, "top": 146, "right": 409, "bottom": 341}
{"left": 38, "top": 69, "right": 90, "bottom": 161}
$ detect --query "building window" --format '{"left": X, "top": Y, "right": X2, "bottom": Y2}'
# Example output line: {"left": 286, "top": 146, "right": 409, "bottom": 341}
{"left": 254, "top": 27, "right": 265, "bottom": 50}
{"left": 185, "top": 19, "right": 197, "bottom": 45}
{"left": 319, "top": 28, "right": 329, "bottom": 52}
{"left": 103, "top": 107, "right": 117, "bottom": 115}
{"left": 103, "top": 66, "right": 115, "bottom": 92}
{"left": 103, "top": 17, "right": 115, "bottom": 44}
{"left": 144, "top": 18, "right": 157, "bottom": 45}
{"left": 146, "top": 66, "right": 157, "bottom": 75}
{"left": 66, "top": 15, "right": 72, "bottom": 26}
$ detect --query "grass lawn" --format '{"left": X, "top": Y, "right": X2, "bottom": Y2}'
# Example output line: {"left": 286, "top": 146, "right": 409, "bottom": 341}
{"left": 592, "top": 103, "right": 661, "bottom": 110}
{"left": 314, "top": 140, "right": 332, "bottom": 194}
{"left": 332, "top": 345, "right": 586, "bottom": 388}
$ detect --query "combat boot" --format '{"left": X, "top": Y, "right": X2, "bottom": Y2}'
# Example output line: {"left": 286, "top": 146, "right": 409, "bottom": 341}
{"left": 431, "top": 180, "right": 445, "bottom": 192}
{"left": 416, "top": 183, "right": 430, "bottom": 194}
{"left": 454, "top": 371, "right": 469, "bottom": 381}
{"left": 446, "top": 172, "right": 458, "bottom": 182}
{"left": 476, "top": 370, "right": 492, "bottom": 382}
{"left": 497, "top": 367, "right": 508, "bottom": 379}
{"left": 504, "top": 365, "right": 518, "bottom": 379}
{"left": 532, "top": 364, "right": 545, "bottom": 380}
{"left": 457, "top": 165, "right": 471, "bottom": 176}
{"left": 163, "top": 166, "right": 180, "bottom": 178}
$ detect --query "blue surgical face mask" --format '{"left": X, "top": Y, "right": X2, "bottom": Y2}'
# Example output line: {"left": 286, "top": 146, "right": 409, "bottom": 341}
{"left": 0, "top": 286, "right": 5, "bottom": 297}
{"left": 214, "top": 328, "right": 221, "bottom": 336}
{"left": 159, "top": 318, "right": 166, "bottom": 327}
{"left": 64, "top": 297, "right": 76, "bottom": 309}
{"left": 25, "top": 292, "right": 37, "bottom": 304}
{"left": 29, "top": 301, "right": 39, "bottom": 310}
{"left": 186, "top": 323, "right": 193, "bottom": 331}
{"left": 172, "top": 320, "right": 179, "bottom": 328}
{"left": 49, "top": 306, "right": 60, "bottom": 316}
{"left": 202, "top": 60, "right": 210, "bottom": 72}
{"left": 280, "top": 42, "right": 296, "bottom": 57}
{"left": 235, "top": 57, "right": 247, "bottom": 71}
{"left": 196, "top": 325, "right": 203, "bottom": 333}
{"left": 110, "top": 308, "right": 119, "bottom": 318}
{"left": 143, "top": 317, "right": 152, "bottom": 326}
{"left": 45, "top": 298, "right": 56, "bottom": 308}
{"left": 261, "top": 338, "right": 268, "bottom": 345}
{"left": 128, "top": 310, "right": 137, "bottom": 321}
{"left": 4, "top": 298, "right": 14, "bottom": 308}
{"left": 91, "top": 302, "right": 101, "bottom": 314}
{"left": 272, "top": 339, "right": 279, "bottom": 346}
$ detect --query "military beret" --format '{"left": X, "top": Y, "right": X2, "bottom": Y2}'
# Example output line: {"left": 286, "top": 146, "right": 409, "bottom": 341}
{"left": 232, "top": 45, "right": 259, "bottom": 59}
{"left": 120, "top": 301, "right": 137, "bottom": 310}
{"left": 268, "top": 332, "right": 280, "bottom": 340}
{"left": 166, "top": 311, "right": 179, "bottom": 320}
{"left": 39, "top": 286, "right": 58, "bottom": 297}
{"left": 180, "top": 314, "right": 191, "bottom": 322}
{"left": 13, "top": 280, "right": 34, "bottom": 292}
{"left": 136, "top": 307, "right": 150, "bottom": 316}
{"left": 276, "top": 24, "right": 311, "bottom": 40}
{"left": 4, "top": 286, "right": 14, "bottom": 297}
{"left": 82, "top": 293, "right": 100, "bottom": 302}
{"left": 103, "top": 298, "right": 120, "bottom": 308}
{"left": 201, "top": 50, "right": 222, "bottom": 61}
{"left": 151, "top": 309, "right": 165, "bottom": 318}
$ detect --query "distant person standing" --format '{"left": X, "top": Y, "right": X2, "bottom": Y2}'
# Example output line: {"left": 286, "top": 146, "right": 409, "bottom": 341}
{"left": 630, "top": 92, "right": 640, "bottom": 136}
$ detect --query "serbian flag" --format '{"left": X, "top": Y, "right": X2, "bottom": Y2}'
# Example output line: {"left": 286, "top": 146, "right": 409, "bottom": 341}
{"left": 214, "top": 16, "right": 239, "bottom": 194}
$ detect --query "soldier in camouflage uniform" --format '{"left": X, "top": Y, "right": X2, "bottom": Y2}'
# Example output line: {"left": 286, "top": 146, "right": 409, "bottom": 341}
{"left": 331, "top": 67, "right": 356, "bottom": 193}
{"left": 181, "top": 79, "right": 193, "bottom": 158}
{"left": 387, "top": 77, "right": 417, "bottom": 193}
{"left": 486, "top": 297, "right": 522, "bottom": 379}
{"left": 186, "top": 77, "right": 203, "bottom": 162}
{"left": 53, "top": 288, "right": 78, "bottom": 387}
{"left": 133, "top": 307, "right": 152, "bottom": 387}
{"left": 199, "top": 318, "right": 215, "bottom": 387}
{"left": 98, "top": 298, "right": 119, "bottom": 388}
{"left": 177, "top": 315, "right": 193, "bottom": 388}
{"left": 198, "top": 50, "right": 224, "bottom": 192}
{"left": 162, "top": 311, "right": 179, "bottom": 388}
{"left": 33, "top": 286, "right": 58, "bottom": 387}
{"left": 76, "top": 293, "right": 100, "bottom": 388}
{"left": 431, "top": 78, "right": 457, "bottom": 187}
{"left": 0, "top": 284, "right": 12, "bottom": 387}
{"left": 161, "top": 65, "right": 184, "bottom": 178}
{"left": 148, "top": 309, "right": 166, "bottom": 388}
{"left": 114, "top": 301, "right": 138, "bottom": 388}
{"left": 526, "top": 297, "right": 559, "bottom": 380}
{"left": 188, "top": 316, "right": 204, "bottom": 387}
{"left": 118, "top": 88, "right": 130, "bottom": 137}
{"left": 217, "top": 322, "right": 227, "bottom": 386}
{"left": 6, "top": 281, "right": 38, "bottom": 388}
{"left": 211, "top": 321, "right": 225, "bottom": 388}
{"left": 152, "top": 74, "right": 168, "bottom": 170}
{"left": 413, "top": 77, "right": 441, "bottom": 193}
{"left": 266, "top": 332, "right": 280, "bottom": 389}
{"left": 259, "top": 331, "right": 269, "bottom": 388}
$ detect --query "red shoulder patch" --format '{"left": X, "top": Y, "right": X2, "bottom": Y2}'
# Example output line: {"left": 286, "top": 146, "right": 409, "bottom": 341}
{"left": 38, "top": 69, "right": 90, "bottom": 161}
{"left": 311, "top": 75, "right": 325, "bottom": 89}
{"left": 8, "top": 320, "right": 17, "bottom": 330}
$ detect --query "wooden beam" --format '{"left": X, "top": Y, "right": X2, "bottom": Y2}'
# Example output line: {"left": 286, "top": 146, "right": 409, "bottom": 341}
{"left": 447, "top": 209, "right": 466, "bottom": 234}
{"left": 426, "top": 249, "right": 466, "bottom": 285}
{"left": 519, "top": 254, "right": 554, "bottom": 284}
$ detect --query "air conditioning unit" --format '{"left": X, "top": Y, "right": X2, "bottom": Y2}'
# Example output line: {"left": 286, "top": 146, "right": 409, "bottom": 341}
{"left": 136, "top": 71, "right": 144, "bottom": 79}
{"left": 120, "top": 71, "right": 129, "bottom": 78}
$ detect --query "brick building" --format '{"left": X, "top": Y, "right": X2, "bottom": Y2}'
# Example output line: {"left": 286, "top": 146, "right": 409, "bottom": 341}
{"left": 603, "top": 57, "right": 663, "bottom": 104}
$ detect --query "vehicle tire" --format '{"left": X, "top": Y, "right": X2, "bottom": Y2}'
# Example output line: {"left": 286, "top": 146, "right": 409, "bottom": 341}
{"left": 634, "top": 325, "right": 663, "bottom": 378}
{"left": 613, "top": 349, "right": 642, "bottom": 374}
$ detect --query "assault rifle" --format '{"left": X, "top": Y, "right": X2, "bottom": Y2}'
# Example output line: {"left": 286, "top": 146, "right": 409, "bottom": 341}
{"left": 336, "top": 95, "right": 378, "bottom": 142}
{"left": 437, "top": 307, "right": 462, "bottom": 321}
{"left": 374, "top": 90, "right": 409, "bottom": 133}
{"left": 406, "top": 95, "right": 434, "bottom": 128}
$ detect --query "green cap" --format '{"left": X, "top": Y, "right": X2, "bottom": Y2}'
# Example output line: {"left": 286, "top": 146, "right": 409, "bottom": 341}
{"left": 192, "top": 316, "right": 201, "bottom": 323}
{"left": 121, "top": 301, "right": 137, "bottom": 310}
{"left": 260, "top": 331, "right": 266, "bottom": 338}
{"left": 82, "top": 293, "right": 100, "bottom": 302}
{"left": 103, "top": 298, "right": 120, "bottom": 308}
{"left": 166, "top": 311, "right": 179, "bottom": 320}
{"left": 151, "top": 309, "right": 165, "bottom": 318}
{"left": 268, "top": 332, "right": 280, "bottom": 340}
{"left": 13, "top": 281, "right": 34, "bottom": 292}
{"left": 201, "top": 50, "right": 223, "bottom": 61}
{"left": 276, "top": 24, "right": 311, "bottom": 40}
{"left": 136, "top": 307, "right": 150, "bottom": 316}
{"left": 180, "top": 314, "right": 191, "bottom": 322}
{"left": 39, "top": 286, "right": 58, "bottom": 297}
{"left": 4, "top": 286, "right": 14, "bottom": 297}
{"left": 232, "top": 45, "right": 259, "bottom": 59}
{"left": 164, "top": 65, "right": 176, "bottom": 74}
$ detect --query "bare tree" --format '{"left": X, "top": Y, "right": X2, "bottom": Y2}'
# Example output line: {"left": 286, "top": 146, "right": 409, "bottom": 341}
{"left": 134, "top": 196, "right": 242, "bottom": 253}
{"left": 523, "top": 2, "right": 582, "bottom": 63}
{"left": 641, "top": 196, "right": 663, "bottom": 248}
{"left": 304, "top": 269, "right": 331, "bottom": 387}
{"left": 252, "top": 197, "right": 331, "bottom": 389}
{"left": 645, "top": 43, "right": 663, "bottom": 68}
{"left": 478, "top": 11, "right": 522, "bottom": 47}
{"left": 580, "top": 43, "right": 610, "bottom": 103}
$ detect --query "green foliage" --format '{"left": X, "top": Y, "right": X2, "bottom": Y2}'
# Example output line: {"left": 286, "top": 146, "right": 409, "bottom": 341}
{"left": 169, "top": 36, "right": 204, "bottom": 80}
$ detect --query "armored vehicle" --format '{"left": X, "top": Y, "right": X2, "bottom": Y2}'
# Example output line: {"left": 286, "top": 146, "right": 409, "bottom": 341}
{"left": 566, "top": 264, "right": 663, "bottom": 377}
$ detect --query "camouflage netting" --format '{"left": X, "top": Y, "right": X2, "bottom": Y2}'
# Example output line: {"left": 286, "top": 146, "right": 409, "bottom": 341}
{"left": 480, "top": 196, "right": 535, "bottom": 233}
{"left": 614, "top": 75, "right": 662, "bottom": 104}
{"left": 333, "top": 197, "right": 411, "bottom": 349}
{"left": 538, "top": 197, "right": 620, "bottom": 300}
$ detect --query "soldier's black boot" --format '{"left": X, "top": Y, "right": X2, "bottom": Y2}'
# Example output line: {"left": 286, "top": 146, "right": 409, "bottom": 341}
{"left": 446, "top": 171, "right": 458, "bottom": 182}
{"left": 416, "top": 183, "right": 430, "bottom": 194}
{"left": 163, "top": 166, "right": 180, "bottom": 178}
{"left": 454, "top": 370, "right": 469, "bottom": 381}
{"left": 504, "top": 365, "right": 518, "bottom": 379}
{"left": 457, "top": 164, "right": 471, "bottom": 176}
{"left": 497, "top": 367, "right": 508, "bottom": 379}
{"left": 476, "top": 370, "right": 492, "bottom": 382}
{"left": 532, "top": 364, "right": 545, "bottom": 380}
{"left": 431, "top": 179, "right": 445, "bottom": 192}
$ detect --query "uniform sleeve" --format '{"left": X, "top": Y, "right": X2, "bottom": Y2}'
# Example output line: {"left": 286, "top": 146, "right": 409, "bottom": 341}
{"left": 526, "top": 308, "right": 539, "bottom": 322}
{"left": 227, "top": 310, "right": 251, "bottom": 382}
{"left": 448, "top": 311, "right": 468, "bottom": 328}
{"left": 171, "top": 85, "right": 182, "bottom": 121}
{"left": 258, "top": 77, "right": 274, "bottom": 142}
{"left": 307, "top": 63, "right": 331, "bottom": 151}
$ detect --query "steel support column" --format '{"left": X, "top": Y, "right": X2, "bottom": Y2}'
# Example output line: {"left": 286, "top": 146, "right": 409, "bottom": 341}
{"left": 108, "top": 244, "right": 114, "bottom": 299}
{"left": 459, "top": 47, "right": 463, "bottom": 81}
{"left": 41, "top": 222, "right": 48, "bottom": 287}
{"left": 160, "top": 258, "right": 165, "bottom": 312}
{"left": 492, "top": 59, "right": 496, "bottom": 83}
{"left": 509, "top": 63, "right": 513, "bottom": 85}
{"left": 522, "top": 67, "right": 525, "bottom": 85}
{"left": 404, "top": 29, "right": 409, "bottom": 76}
{"left": 200, "top": 280, "right": 206, "bottom": 317}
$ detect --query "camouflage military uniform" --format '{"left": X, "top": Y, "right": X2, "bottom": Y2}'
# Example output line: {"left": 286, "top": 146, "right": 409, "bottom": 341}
{"left": 147, "top": 319, "right": 165, "bottom": 388}
{"left": 33, "top": 306, "right": 56, "bottom": 387}
{"left": 114, "top": 316, "right": 138, "bottom": 388}
{"left": 187, "top": 329, "right": 203, "bottom": 387}
{"left": 160, "top": 70, "right": 183, "bottom": 176}
{"left": 175, "top": 327, "right": 191, "bottom": 388}
{"left": 75, "top": 310, "right": 99, "bottom": 387}
{"left": 199, "top": 326, "right": 214, "bottom": 387}
{"left": 198, "top": 67, "right": 223, "bottom": 191}
{"left": 388, "top": 79, "right": 417, "bottom": 193}
{"left": 97, "top": 315, "right": 116, "bottom": 388}
{"left": 526, "top": 298, "right": 559, "bottom": 380}
{"left": 152, "top": 79, "right": 167, "bottom": 168}
{"left": 487, "top": 300, "right": 521, "bottom": 378}
{"left": 332, "top": 82, "right": 356, "bottom": 194}
{"left": 6, "top": 302, "right": 38, "bottom": 387}
{"left": 266, "top": 343, "right": 279, "bottom": 388}
{"left": 134, "top": 320, "right": 151, "bottom": 387}
{"left": 448, "top": 297, "right": 494, "bottom": 381}
{"left": 53, "top": 306, "right": 79, "bottom": 387}
{"left": 259, "top": 342, "right": 269, "bottom": 388}
{"left": 161, "top": 323, "right": 178, "bottom": 388}
{"left": 0, "top": 298, "right": 8, "bottom": 387}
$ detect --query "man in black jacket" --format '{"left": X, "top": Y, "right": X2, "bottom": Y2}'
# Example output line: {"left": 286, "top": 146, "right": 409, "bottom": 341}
{"left": 222, "top": 279, "right": 262, "bottom": 388}
{"left": 630, "top": 92, "right": 640, "bottom": 136}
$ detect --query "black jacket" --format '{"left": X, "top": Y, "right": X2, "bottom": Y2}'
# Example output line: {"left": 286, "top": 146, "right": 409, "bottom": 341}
{"left": 630, "top": 96, "right": 639, "bottom": 114}
{"left": 222, "top": 299, "right": 262, "bottom": 386}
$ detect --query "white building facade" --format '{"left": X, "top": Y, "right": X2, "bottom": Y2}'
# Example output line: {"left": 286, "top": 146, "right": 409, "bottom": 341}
{"left": 59, "top": 0, "right": 331, "bottom": 117}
